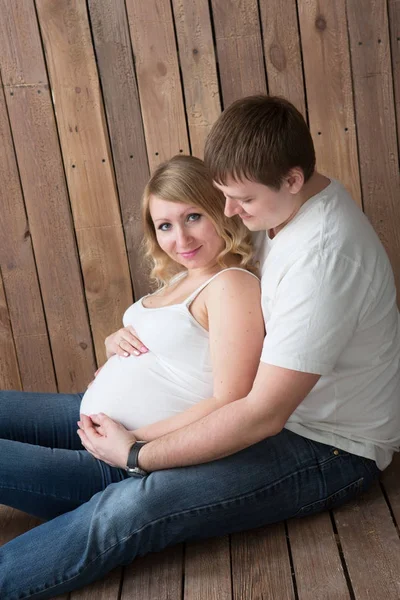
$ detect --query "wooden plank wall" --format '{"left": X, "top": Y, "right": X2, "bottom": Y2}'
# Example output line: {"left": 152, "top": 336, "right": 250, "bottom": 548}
{"left": 0, "top": 0, "right": 399, "bottom": 397}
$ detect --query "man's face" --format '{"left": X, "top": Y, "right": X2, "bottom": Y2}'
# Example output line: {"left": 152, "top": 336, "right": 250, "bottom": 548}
{"left": 214, "top": 177, "right": 301, "bottom": 233}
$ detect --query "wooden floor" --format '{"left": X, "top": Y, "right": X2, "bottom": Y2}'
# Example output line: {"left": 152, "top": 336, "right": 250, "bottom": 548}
{"left": 1, "top": 454, "right": 399, "bottom": 600}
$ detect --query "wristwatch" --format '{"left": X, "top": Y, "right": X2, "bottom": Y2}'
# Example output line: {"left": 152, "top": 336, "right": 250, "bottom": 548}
{"left": 126, "top": 441, "right": 148, "bottom": 476}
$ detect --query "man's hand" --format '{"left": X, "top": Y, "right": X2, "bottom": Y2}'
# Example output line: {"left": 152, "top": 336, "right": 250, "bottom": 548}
{"left": 77, "top": 413, "right": 136, "bottom": 468}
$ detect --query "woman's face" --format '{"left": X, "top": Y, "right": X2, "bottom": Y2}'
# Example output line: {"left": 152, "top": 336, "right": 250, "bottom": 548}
{"left": 149, "top": 195, "right": 225, "bottom": 270}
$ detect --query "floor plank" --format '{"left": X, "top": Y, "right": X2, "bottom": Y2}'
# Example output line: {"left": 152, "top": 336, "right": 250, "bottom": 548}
{"left": 381, "top": 452, "right": 400, "bottom": 528}
{"left": 69, "top": 567, "right": 122, "bottom": 600}
{"left": 184, "top": 536, "right": 232, "bottom": 600}
{"left": 288, "top": 512, "right": 351, "bottom": 600}
{"left": 121, "top": 544, "right": 183, "bottom": 599}
{"left": 231, "top": 523, "right": 295, "bottom": 599}
{"left": 334, "top": 482, "right": 400, "bottom": 599}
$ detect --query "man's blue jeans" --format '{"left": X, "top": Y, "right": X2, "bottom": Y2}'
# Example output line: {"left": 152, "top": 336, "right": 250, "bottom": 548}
{"left": 0, "top": 390, "right": 380, "bottom": 599}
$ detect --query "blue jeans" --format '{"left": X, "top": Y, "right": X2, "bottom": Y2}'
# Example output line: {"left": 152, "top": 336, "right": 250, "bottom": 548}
{"left": 0, "top": 390, "right": 380, "bottom": 599}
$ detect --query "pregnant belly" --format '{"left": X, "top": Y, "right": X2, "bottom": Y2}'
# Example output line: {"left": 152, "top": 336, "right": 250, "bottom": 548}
{"left": 80, "top": 353, "right": 207, "bottom": 430}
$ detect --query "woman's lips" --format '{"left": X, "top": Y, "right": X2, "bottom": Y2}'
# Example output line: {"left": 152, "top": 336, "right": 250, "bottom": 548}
{"left": 179, "top": 246, "right": 201, "bottom": 259}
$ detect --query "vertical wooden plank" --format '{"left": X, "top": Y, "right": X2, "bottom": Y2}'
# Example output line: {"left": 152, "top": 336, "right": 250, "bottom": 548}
{"left": 388, "top": 0, "right": 400, "bottom": 159}
{"left": 171, "top": 0, "right": 222, "bottom": 158}
{"left": 210, "top": 0, "right": 267, "bottom": 107}
{"left": 184, "top": 537, "right": 232, "bottom": 600}
{"left": 298, "top": 0, "right": 362, "bottom": 205}
{"left": 0, "top": 271, "right": 21, "bottom": 391}
{"left": 121, "top": 545, "right": 183, "bottom": 599}
{"left": 259, "top": 0, "right": 307, "bottom": 117}
{"left": 88, "top": 0, "right": 151, "bottom": 300}
{"left": 36, "top": 0, "right": 133, "bottom": 365}
{"left": 0, "top": 0, "right": 96, "bottom": 392}
{"left": 0, "top": 76, "right": 56, "bottom": 391}
{"left": 347, "top": 0, "right": 400, "bottom": 294}
{"left": 231, "top": 524, "right": 295, "bottom": 599}
{"left": 126, "top": 0, "right": 190, "bottom": 172}
{"left": 334, "top": 484, "right": 400, "bottom": 599}
{"left": 288, "top": 512, "right": 351, "bottom": 599}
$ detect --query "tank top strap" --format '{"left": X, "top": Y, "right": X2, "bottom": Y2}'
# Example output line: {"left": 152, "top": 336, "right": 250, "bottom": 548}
{"left": 184, "top": 267, "right": 259, "bottom": 307}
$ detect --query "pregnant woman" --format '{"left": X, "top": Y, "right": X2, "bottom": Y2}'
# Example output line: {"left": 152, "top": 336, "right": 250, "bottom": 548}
{"left": 0, "top": 155, "right": 264, "bottom": 522}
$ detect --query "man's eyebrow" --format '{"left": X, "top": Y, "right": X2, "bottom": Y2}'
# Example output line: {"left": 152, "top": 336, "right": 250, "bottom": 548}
{"left": 226, "top": 194, "right": 250, "bottom": 200}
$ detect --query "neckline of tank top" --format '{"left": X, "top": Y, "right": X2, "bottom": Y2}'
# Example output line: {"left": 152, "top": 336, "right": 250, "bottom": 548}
{"left": 140, "top": 267, "right": 259, "bottom": 311}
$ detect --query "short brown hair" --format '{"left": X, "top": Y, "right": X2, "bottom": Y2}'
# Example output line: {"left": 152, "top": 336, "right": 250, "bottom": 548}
{"left": 204, "top": 95, "right": 315, "bottom": 189}
{"left": 142, "top": 155, "right": 256, "bottom": 285}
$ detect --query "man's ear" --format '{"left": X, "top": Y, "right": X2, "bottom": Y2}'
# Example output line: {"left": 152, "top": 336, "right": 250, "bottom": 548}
{"left": 285, "top": 168, "right": 304, "bottom": 194}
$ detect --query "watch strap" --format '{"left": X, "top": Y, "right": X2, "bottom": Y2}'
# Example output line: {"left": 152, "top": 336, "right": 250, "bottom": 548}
{"left": 127, "top": 441, "right": 147, "bottom": 470}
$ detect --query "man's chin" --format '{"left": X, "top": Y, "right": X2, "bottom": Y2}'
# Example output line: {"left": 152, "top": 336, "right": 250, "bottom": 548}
{"left": 242, "top": 220, "right": 262, "bottom": 231}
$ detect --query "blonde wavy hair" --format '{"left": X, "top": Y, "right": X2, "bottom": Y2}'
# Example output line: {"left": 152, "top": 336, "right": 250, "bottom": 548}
{"left": 142, "top": 155, "right": 257, "bottom": 286}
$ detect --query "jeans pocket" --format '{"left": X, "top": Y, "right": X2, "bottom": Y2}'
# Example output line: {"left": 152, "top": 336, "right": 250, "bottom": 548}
{"left": 295, "top": 477, "right": 365, "bottom": 518}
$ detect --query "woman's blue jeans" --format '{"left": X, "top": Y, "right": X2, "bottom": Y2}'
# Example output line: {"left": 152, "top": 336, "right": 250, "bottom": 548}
{"left": 0, "top": 390, "right": 380, "bottom": 599}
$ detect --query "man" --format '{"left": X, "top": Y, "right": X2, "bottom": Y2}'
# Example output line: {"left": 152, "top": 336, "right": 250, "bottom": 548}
{"left": 2, "top": 96, "right": 399, "bottom": 598}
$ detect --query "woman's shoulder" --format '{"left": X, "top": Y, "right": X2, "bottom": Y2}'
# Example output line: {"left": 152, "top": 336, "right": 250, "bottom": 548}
{"left": 205, "top": 268, "right": 261, "bottom": 299}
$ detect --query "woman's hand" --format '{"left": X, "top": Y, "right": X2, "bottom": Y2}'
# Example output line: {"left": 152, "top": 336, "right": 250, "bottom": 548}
{"left": 105, "top": 326, "right": 148, "bottom": 358}
{"left": 77, "top": 413, "right": 137, "bottom": 468}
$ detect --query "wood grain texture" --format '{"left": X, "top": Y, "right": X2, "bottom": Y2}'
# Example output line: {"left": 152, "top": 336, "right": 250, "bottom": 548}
{"left": 69, "top": 568, "right": 122, "bottom": 600}
{"left": 381, "top": 452, "right": 400, "bottom": 530}
{"left": 35, "top": 0, "right": 133, "bottom": 365}
{"left": 0, "top": 76, "right": 55, "bottom": 391}
{"left": 298, "top": 0, "right": 362, "bottom": 206}
{"left": 88, "top": 0, "right": 151, "bottom": 300}
{"left": 231, "top": 523, "right": 295, "bottom": 599}
{"left": 184, "top": 536, "right": 232, "bottom": 600}
{"left": 388, "top": 0, "right": 400, "bottom": 159}
{"left": 288, "top": 512, "right": 351, "bottom": 599}
{"left": 334, "top": 483, "right": 400, "bottom": 599}
{"left": 0, "top": 272, "right": 21, "bottom": 391}
{"left": 122, "top": 544, "right": 183, "bottom": 599}
{"left": 347, "top": 0, "right": 400, "bottom": 294}
{"left": 126, "top": 0, "right": 189, "bottom": 171}
{"left": 211, "top": 0, "right": 267, "bottom": 107}
{"left": 259, "top": 0, "right": 306, "bottom": 117}
{"left": 0, "top": 0, "right": 95, "bottom": 392}
{"left": 172, "top": 0, "right": 221, "bottom": 158}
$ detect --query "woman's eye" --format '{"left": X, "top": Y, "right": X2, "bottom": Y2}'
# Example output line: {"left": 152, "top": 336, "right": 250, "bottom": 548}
{"left": 241, "top": 198, "right": 253, "bottom": 204}
{"left": 187, "top": 213, "right": 201, "bottom": 223}
{"left": 158, "top": 223, "right": 171, "bottom": 232}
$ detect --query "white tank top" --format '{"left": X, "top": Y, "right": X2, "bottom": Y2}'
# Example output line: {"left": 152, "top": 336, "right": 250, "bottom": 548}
{"left": 80, "top": 268, "right": 259, "bottom": 430}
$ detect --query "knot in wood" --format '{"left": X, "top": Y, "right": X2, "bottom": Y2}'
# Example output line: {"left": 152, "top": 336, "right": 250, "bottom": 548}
{"left": 269, "top": 44, "right": 286, "bottom": 72}
{"left": 315, "top": 15, "right": 327, "bottom": 31}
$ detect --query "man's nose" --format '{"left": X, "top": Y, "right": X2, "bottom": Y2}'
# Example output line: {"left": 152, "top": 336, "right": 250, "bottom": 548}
{"left": 224, "top": 197, "right": 240, "bottom": 218}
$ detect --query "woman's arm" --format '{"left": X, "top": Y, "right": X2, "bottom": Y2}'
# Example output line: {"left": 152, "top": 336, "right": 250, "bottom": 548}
{"left": 134, "top": 270, "right": 265, "bottom": 441}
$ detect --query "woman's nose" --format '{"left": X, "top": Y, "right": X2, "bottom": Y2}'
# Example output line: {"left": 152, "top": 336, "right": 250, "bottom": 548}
{"left": 175, "top": 226, "right": 192, "bottom": 248}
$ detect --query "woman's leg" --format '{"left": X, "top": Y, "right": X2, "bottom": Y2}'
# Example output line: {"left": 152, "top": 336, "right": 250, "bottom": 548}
{"left": 0, "top": 429, "right": 380, "bottom": 599}
{"left": 0, "top": 438, "right": 127, "bottom": 519}
{"left": 0, "top": 390, "right": 127, "bottom": 519}
{"left": 0, "top": 390, "right": 83, "bottom": 449}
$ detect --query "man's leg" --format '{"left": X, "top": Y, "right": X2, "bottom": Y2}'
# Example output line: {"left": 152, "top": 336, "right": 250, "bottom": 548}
{"left": 0, "top": 429, "right": 380, "bottom": 600}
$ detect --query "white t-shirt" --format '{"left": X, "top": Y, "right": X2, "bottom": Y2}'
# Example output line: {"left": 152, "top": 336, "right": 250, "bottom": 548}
{"left": 255, "top": 179, "right": 400, "bottom": 470}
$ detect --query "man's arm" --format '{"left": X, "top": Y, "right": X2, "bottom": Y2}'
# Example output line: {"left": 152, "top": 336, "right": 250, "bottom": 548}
{"left": 78, "top": 363, "right": 319, "bottom": 470}
{"left": 138, "top": 363, "right": 320, "bottom": 471}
